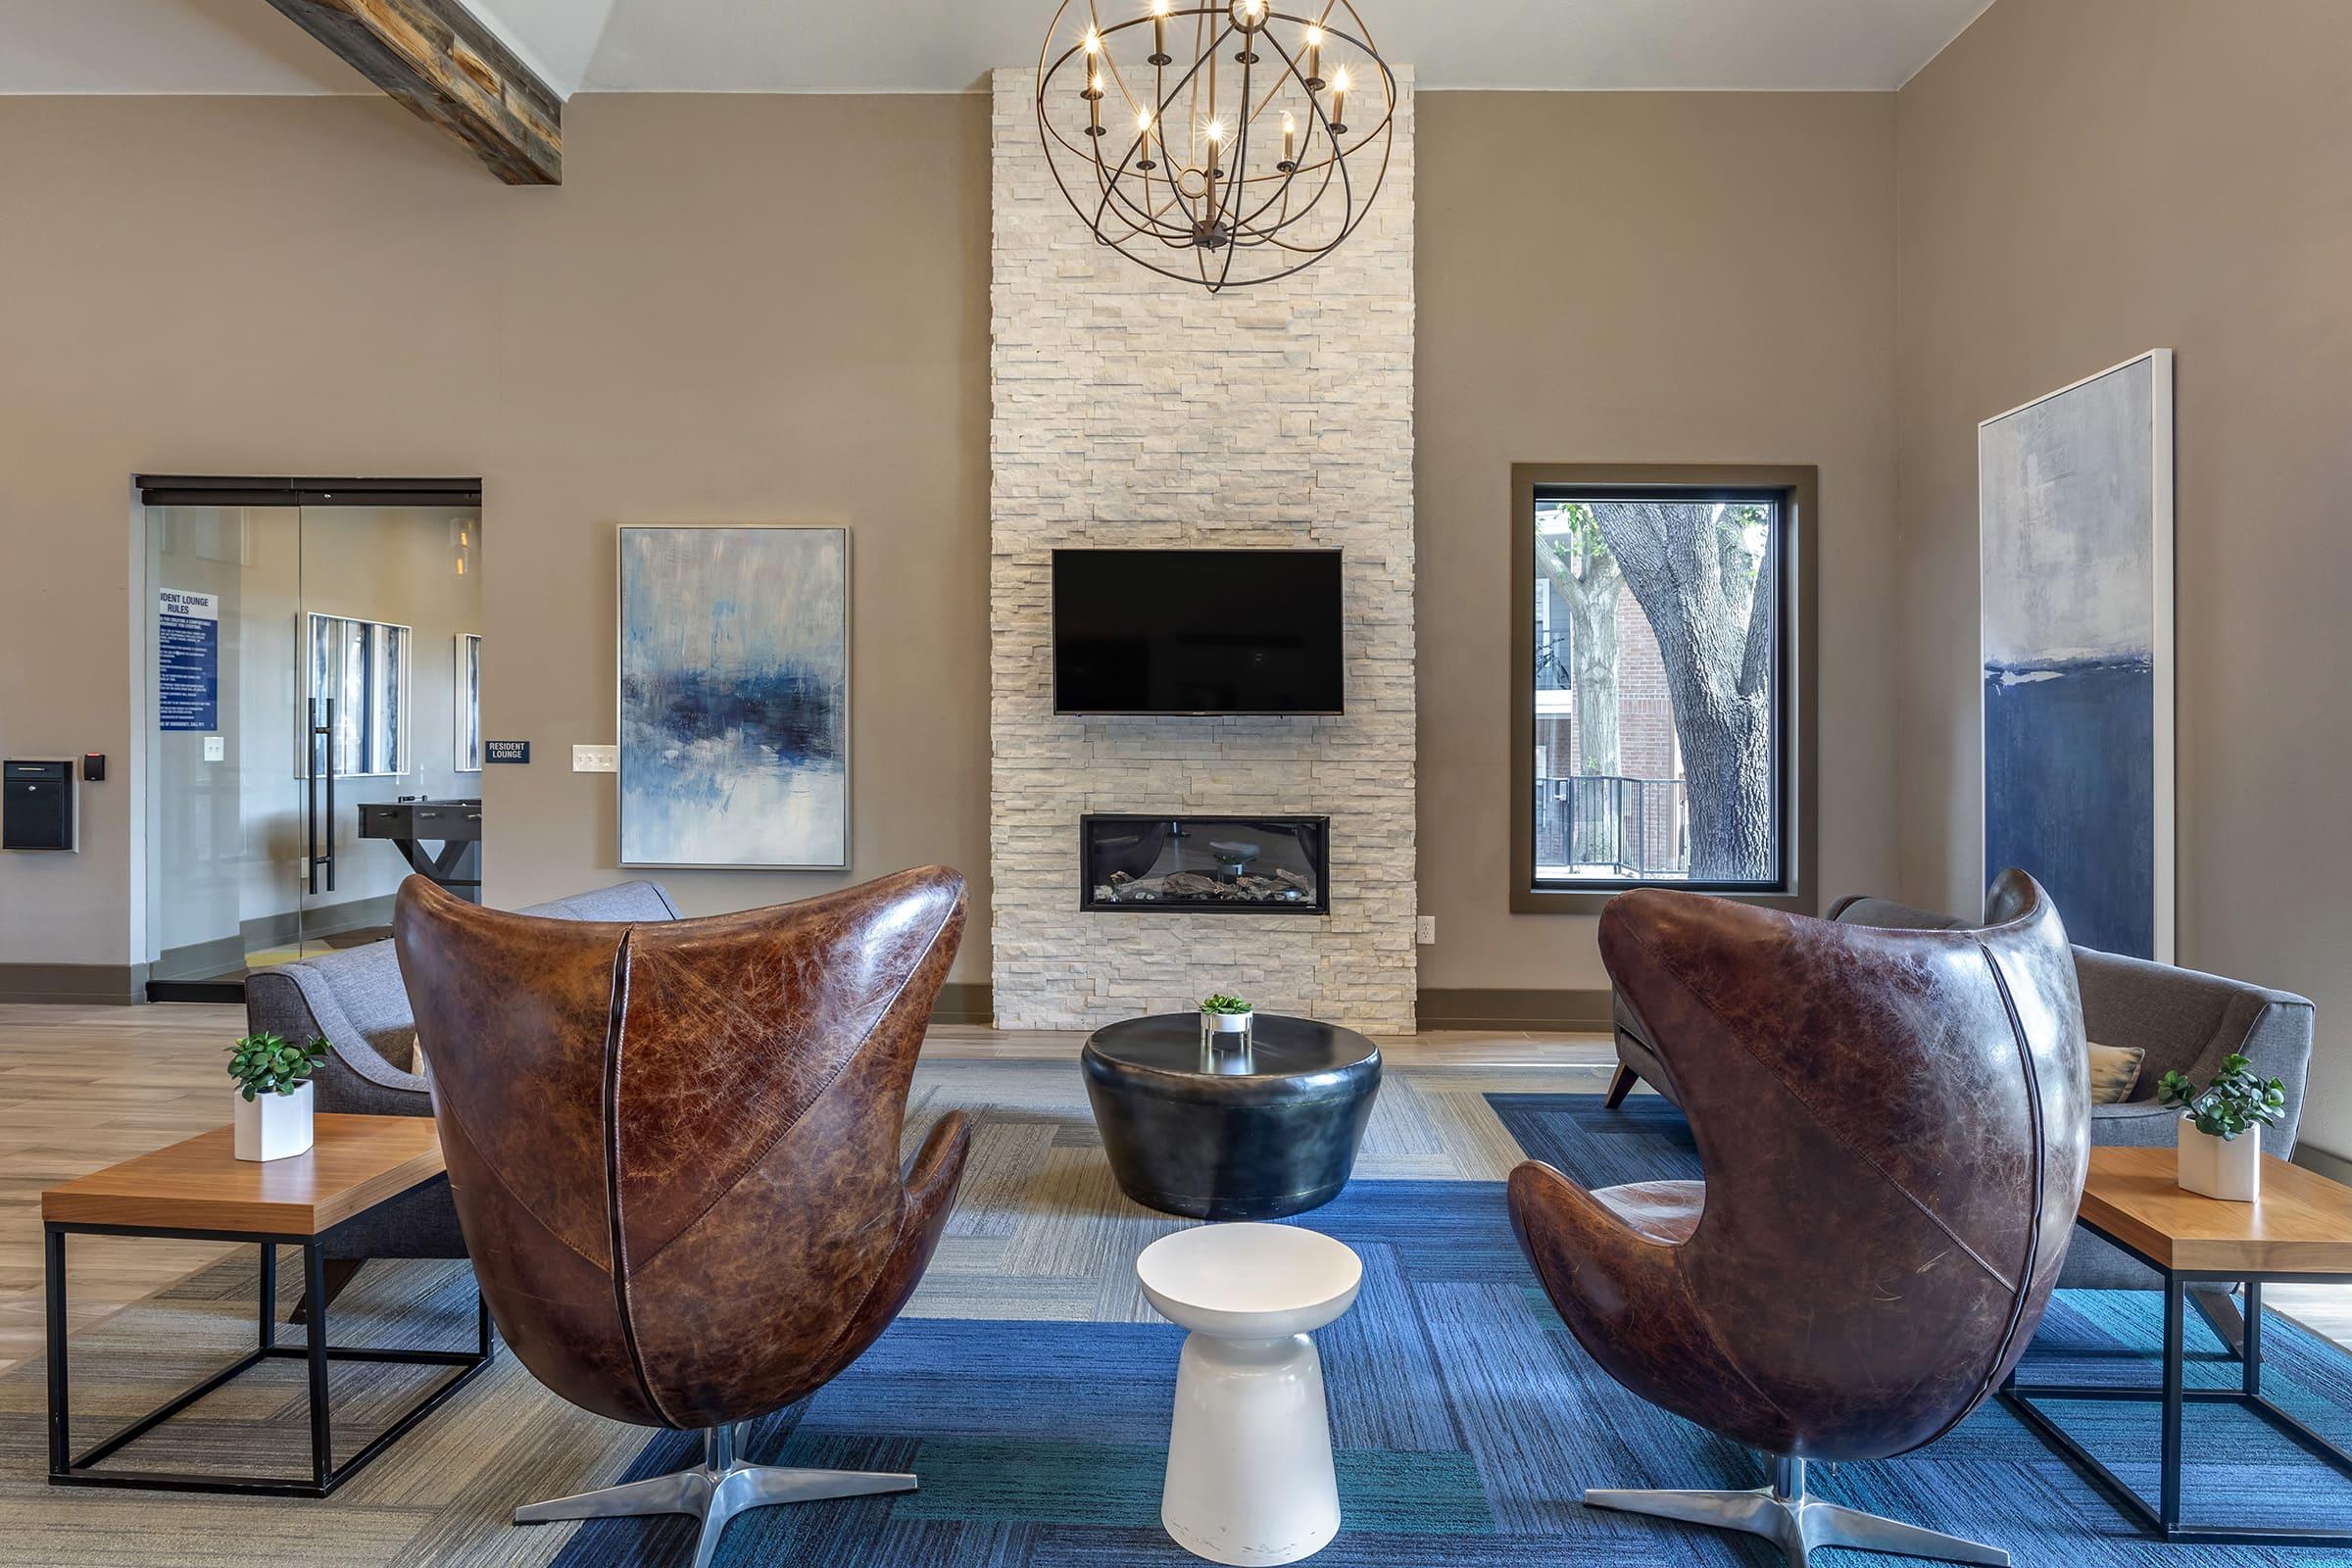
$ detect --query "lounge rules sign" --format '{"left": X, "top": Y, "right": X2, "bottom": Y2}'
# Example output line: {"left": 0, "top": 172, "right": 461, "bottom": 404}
{"left": 157, "top": 588, "right": 220, "bottom": 732}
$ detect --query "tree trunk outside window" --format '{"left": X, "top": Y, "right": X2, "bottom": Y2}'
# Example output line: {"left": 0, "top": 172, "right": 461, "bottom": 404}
{"left": 1535, "top": 507, "right": 1624, "bottom": 780}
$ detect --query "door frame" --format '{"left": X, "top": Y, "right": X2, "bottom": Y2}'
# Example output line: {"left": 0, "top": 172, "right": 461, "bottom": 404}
{"left": 136, "top": 477, "right": 482, "bottom": 1004}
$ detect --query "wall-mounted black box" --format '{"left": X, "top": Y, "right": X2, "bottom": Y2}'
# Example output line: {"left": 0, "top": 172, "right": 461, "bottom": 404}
{"left": 3, "top": 760, "right": 75, "bottom": 851}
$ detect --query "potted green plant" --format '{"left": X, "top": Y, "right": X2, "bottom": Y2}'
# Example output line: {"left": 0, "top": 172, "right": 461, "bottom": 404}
{"left": 226, "top": 1032, "right": 330, "bottom": 1162}
{"left": 1199, "top": 993, "right": 1254, "bottom": 1053}
{"left": 2158, "top": 1053, "right": 2287, "bottom": 1202}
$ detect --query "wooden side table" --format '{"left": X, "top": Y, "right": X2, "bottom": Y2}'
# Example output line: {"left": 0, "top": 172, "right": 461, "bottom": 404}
{"left": 42, "top": 1112, "right": 492, "bottom": 1497}
{"left": 2001, "top": 1146, "right": 2352, "bottom": 1545}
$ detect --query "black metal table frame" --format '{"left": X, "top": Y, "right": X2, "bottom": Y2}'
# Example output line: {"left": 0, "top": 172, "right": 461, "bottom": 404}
{"left": 2000, "top": 1213, "right": 2352, "bottom": 1546}
{"left": 46, "top": 1215, "right": 493, "bottom": 1497}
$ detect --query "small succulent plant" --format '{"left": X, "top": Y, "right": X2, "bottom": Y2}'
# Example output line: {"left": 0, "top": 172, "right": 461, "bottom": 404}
{"left": 1199, "top": 993, "right": 1253, "bottom": 1015}
{"left": 226, "top": 1032, "right": 331, "bottom": 1102}
{"left": 2158, "top": 1054, "right": 2287, "bottom": 1142}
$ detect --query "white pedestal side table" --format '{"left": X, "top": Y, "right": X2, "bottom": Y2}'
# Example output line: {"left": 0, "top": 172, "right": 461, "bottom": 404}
{"left": 1137, "top": 1222, "right": 1363, "bottom": 1566}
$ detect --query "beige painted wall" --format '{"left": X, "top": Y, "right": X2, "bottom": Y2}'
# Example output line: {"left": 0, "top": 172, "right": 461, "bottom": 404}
{"left": 0, "top": 93, "right": 993, "bottom": 980}
{"left": 1, "top": 86, "right": 1907, "bottom": 1004}
{"left": 1896, "top": 0, "right": 2352, "bottom": 1152}
{"left": 1416, "top": 91, "right": 1901, "bottom": 992}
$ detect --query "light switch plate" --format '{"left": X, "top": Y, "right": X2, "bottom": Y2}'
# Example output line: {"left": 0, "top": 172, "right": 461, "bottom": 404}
{"left": 1417, "top": 915, "right": 1437, "bottom": 946}
{"left": 203, "top": 736, "right": 225, "bottom": 763}
{"left": 572, "top": 744, "right": 617, "bottom": 773}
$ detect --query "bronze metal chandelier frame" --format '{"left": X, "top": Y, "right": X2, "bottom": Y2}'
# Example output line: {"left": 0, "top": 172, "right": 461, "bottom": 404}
{"left": 1034, "top": 0, "right": 1397, "bottom": 292}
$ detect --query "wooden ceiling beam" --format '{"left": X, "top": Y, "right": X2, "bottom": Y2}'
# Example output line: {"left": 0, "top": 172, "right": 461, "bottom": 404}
{"left": 263, "top": 0, "right": 562, "bottom": 185}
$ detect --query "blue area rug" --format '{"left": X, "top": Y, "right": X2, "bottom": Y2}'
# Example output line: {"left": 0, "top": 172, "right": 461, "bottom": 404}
{"left": 552, "top": 1096, "right": 2352, "bottom": 1566}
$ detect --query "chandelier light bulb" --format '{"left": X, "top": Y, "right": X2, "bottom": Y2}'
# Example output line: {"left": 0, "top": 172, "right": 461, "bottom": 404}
{"left": 1206, "top": 119, "right": 1226, "bottom": 143}
{"left": 1083, "top": 26, "right": 1102, "bottom": 53}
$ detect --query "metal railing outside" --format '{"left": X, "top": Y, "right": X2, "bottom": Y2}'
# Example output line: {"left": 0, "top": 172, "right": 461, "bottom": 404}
{"left": 1533, "top": 774, "right": 1688, "bottom": 879}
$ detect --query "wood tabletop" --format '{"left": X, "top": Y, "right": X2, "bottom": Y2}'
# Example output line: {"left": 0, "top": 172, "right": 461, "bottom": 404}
{"left": 42, "top": 1113, "right": 444, "bottom": 1238}
{"left": 2078, "top": 1146, "right": 2352, "bottom": 1276}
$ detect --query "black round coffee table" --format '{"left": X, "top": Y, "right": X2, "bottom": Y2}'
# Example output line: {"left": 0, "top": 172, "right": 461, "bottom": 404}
{"left": 1081, "top": 1013, "right": 1383, "bottom": 1220}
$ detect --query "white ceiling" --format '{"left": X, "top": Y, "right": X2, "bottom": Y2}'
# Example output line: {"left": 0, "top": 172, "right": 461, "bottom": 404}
{"left": 0, "top": 0, "right": 1996, "bottom": 98}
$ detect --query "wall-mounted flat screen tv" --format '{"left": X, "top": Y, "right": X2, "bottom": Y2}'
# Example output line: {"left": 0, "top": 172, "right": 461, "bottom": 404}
{"left": 1052, "top": 548, "right": 1345, "bottom": 715}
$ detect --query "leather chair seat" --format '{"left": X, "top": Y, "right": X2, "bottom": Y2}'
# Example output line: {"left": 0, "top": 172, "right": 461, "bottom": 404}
{"left": 1509, "top": 871, "right": 2088, "bottom": 1567}
{"left": 393, "top": 866, "right": 972, "bottom": 1564}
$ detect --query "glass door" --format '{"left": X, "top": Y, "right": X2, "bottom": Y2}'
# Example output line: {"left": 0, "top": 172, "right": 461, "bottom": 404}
{"left": 142, "top": 485, "right": 482, "bottom": 998}
{"left": 144, "top": 504, "right": 306, "bottom": 991}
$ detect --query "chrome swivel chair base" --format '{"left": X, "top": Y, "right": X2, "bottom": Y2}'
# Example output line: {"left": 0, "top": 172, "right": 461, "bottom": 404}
{"left": 514, "top": 1421, "right": 916, "bottom": 1568}
{"left": 1586, "top": 1454, "right": 2007, "bottom": 1568}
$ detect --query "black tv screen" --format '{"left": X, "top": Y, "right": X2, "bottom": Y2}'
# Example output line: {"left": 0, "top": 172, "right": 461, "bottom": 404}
{"left": 1053, "top": 549, "right": 1345, "bottom": 714}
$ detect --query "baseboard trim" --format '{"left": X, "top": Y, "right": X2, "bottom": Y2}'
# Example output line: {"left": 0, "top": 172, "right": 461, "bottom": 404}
{"left": 0, "top": 963, "right": 149, "bottom": 1005}
{"left": 1415, "top": 988, "right": 1614, "bottom": 1032}
{"left": 936, "top": 985, "right": 1613, "bottom": 1031}
{"left": 932, "top": 982, "right": 993, "bottom": 1026}
{"left": 151, "top": 934, "right": 247, "bottom": 985}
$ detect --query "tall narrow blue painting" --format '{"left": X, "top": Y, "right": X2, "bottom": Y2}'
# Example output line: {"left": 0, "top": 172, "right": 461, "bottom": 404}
{"left": 1980, "top": 352, "right": 2173, "bottom": 959}
{"left": 618, "top": 526, "right": 849, "bottom": 868}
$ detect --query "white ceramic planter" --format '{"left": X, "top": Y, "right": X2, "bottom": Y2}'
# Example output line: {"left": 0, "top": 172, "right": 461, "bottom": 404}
{"left": 2177, "top": 1119, "right": 2260, "bottom": 1202}
{"left": 233, "top": 1081, "right": 315, "bottom": 1162}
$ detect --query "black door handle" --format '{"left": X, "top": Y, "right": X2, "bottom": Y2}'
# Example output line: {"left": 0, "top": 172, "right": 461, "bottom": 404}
{"left": 307, "top": 700, "right": 325, "bottom": 897}
{"left": 321, "top": 697, "right": 337, "bottom": 895}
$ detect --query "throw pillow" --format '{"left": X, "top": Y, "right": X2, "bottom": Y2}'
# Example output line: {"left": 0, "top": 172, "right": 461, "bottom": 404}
{"left": 2086, "top": 1040, "right": 2146, "bottom": 1105}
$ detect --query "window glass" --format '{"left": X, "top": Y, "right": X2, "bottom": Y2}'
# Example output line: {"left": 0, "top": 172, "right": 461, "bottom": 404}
{"left": 1529, "top": 492, "right": 1783, "bottom": 891}
{"left": 305, "top": 612, "right": 409, "bottom": 776}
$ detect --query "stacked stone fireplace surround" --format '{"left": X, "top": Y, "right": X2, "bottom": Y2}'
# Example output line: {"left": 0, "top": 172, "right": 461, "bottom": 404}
{"left": 988, "top": 69, "right": 1418, "bottom": 1032}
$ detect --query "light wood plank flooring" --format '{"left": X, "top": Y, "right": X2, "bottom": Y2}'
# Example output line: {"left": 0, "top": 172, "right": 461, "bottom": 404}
{"left": 3, "top": 1000, "right": 2345, "bottom": 1369}
{"left": 0, "top": 1002, "right": 1620, "bottom": 1369}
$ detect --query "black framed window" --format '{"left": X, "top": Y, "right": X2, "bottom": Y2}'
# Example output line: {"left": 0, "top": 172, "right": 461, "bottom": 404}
{"left": 1511, "top": 466, "right": 1817, "bottom": 914}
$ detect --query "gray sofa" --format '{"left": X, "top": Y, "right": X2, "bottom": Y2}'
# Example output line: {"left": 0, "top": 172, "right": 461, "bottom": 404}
{"left": 1608, "top": 891, "right": 2316, "bottom": 1303}
{"left": 244, "top": 879, "right": 682, "bottom": 1301}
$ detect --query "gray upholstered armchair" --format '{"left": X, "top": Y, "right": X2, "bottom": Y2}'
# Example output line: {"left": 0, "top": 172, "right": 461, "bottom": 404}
{"left": 244, "top": 879, "right": 682, "bottom": 1307}
{"left": 1607, "top": 889, "right": 2317, "bottom": 1329}
{"left": 1825, "top": 896, "right": 2316, "bottom": 1168}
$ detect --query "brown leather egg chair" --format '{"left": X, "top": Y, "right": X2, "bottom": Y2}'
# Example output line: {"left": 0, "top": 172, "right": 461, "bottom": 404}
{"left": 1508, "top": 870, "right": 2088, "bottom": 1568}
{"left": 392, "top": 866, "right": 971, "bottom": 1568}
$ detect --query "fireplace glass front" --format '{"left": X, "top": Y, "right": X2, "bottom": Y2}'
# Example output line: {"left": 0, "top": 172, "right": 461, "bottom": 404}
{"left": 1080, "top": 815, "right": 1331, "bottom": 914}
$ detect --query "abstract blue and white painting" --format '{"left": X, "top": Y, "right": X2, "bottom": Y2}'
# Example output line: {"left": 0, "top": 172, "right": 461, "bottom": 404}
{"left": 618, "top": 526, "right": 848, "bottom": 868}
{"left": 1981, "top": 352, "right": 2173, "bottom": 959}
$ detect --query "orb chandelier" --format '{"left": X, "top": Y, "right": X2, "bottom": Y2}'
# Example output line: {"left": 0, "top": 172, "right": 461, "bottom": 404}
{"left": 1034, "top": 0, "right": 1396, "bottom": 292}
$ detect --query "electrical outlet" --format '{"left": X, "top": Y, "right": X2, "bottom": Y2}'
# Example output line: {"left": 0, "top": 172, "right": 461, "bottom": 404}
{"left": 1417, "top": 915, "right": 1437, "bottom": 946}
{"left": 202, "top": 736, "right": 225, "bottom": 763}
{"left": 572, "top": 744, "right": 617, "bottom": 773}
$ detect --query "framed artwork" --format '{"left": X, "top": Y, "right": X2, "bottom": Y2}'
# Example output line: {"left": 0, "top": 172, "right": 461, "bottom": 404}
{"left": 616, "top": 525, "right": 850, "bottom": 868}
{"left": 1980, "top": 350, "right": 2174, "bottom": 960}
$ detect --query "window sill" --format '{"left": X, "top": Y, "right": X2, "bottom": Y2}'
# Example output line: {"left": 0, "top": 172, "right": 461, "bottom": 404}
{"left": 1512, "top": 886, "right": 1816, "bottom": 917}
